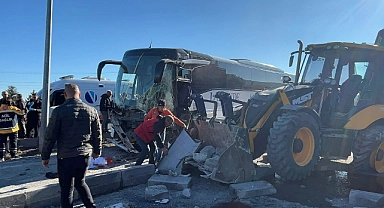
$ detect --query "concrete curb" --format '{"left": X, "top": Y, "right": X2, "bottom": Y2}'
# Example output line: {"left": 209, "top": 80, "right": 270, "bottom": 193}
{"left": 18, "top": 137, "right": 39, "bottom": 149}
{"left": 0, "top": 164, "right": 155, "bottom": 208}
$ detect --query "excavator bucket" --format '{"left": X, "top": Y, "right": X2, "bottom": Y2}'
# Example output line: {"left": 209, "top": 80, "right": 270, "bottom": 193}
{"left": 194, "top": 120, "right": 251, "bottom": 152}
{"left": 193, "top": 120, "right": 255, "bottom": 183}
{"left": 209, "top": 143, "right": 256, "bottom": 183}
{"left": 158, "top": 120, "right": 256, "bottom": 184}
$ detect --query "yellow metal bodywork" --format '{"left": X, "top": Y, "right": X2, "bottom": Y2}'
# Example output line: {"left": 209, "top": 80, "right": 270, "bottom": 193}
{"left": 247, "top": 90, "right": 290, "bottom": 153}
{"left": 247, "top": 100, "right": 280, "bottom": 153}
{"left": 245, "top": 89, "right": 316, "bottom": 154}
{"left": 279, "top": 89, "right": 291, "bottom": 106}
{"left": 344, "top": 105, "right": 384, "bottom": 130}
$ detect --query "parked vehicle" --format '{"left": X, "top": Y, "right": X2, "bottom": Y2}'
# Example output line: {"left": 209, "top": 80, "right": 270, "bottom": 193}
{"left": 37, "top": 75, "right": 115, "bottom": 119}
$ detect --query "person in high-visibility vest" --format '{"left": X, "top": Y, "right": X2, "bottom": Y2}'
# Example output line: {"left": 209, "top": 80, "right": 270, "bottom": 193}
{"left": 0, "top": 97, "right": 23, "bottom": 161}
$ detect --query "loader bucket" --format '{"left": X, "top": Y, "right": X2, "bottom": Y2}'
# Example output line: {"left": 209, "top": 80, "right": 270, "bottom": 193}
{"left": 210, "top": 143, "right": 256, "bottom": 183}
{"left": 192, "top": 120, "right": 255, "bottom": 183}
{"left": 193, "top": 120, "right": 251, "bottom": 152}
{"left": 158, "top": 120, "right": 256, "bottom": 183}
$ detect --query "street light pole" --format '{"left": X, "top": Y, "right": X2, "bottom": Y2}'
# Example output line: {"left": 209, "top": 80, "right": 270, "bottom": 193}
{"left": 39, "top": 0, "right": 53, "bottom": 152}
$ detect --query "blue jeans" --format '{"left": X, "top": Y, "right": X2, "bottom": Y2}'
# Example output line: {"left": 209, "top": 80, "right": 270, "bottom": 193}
{"left": 155, "top": 131, "right": 166, "bottom": 162}
{"left": 132, "top": 133, "right": 155, "bottom": 165}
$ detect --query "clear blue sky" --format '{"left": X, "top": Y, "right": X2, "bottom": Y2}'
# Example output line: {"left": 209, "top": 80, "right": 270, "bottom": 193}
{"left": 1, "top": 0, "right": 383, "bottom": 97}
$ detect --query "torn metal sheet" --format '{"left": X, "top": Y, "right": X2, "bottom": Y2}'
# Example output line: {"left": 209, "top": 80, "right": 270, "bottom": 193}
{"left": 158, "top": 130, "right": 201, "bottom": 175}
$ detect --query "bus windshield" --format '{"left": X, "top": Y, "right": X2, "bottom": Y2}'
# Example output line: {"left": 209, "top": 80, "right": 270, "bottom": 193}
{"left": 114, "top": 68, "right": 135, "bottom": 107}
{"left": 114, "top": 54, "right": 164, "bottom": 108}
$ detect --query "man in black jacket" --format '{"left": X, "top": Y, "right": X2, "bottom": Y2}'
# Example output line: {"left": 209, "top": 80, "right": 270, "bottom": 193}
{"left": 26, "top": 93, "right": 42, "bottom": 138}
{"left": 99, "top": 90, "right": 112, "bottom": 133}
{"left": 14, "top": 94, "right": 26, "bottom": 138}
{"left": 41, "top": 83, "right": 102, "bottom": 208}
{"left": 0, "top": 91, "right": 9, "bottom": 104}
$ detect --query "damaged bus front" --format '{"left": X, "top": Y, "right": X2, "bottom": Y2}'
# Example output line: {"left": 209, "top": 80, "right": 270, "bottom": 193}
{"left": 97, "top": 48, "right": 293, "bottom": 183}
{"left": 97, "top": 49, "right": 213, "bottom": 152}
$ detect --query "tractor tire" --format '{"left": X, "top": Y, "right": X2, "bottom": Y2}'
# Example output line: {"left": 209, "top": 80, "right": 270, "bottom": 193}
{"left": 351, "top": 124, "right": 384, "bottom": 172}
{"left": 267, "top": 111, "right": 321, "bottom": 181}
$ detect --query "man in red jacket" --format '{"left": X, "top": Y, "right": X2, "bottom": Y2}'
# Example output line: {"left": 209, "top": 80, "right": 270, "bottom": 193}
{"left": 133, "top": 115, "right": 174, "bottom": 166}
{"left": 144, "top": 99, "right": 186, "bottom": 128}
{"left": 145, "top": 99, "right": 186, "bottom": 162}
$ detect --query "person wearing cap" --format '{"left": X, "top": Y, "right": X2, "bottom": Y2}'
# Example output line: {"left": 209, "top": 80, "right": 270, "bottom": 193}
{"left": 133, "top": 115, "right": 174, "bottom": 166}
{"left": 144, "top": 99, "right": 186, "bottom": 128}
{"left": 26, "top": 93, "right": 42, "bottom": 138}
{"left": 99, "top": 90, "right": 112, "bottom": 133}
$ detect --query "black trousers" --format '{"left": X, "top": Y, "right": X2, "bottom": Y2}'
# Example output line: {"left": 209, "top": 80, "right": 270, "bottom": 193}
{"left": 26, "top": 119, "right": 39, "bottom": 138}
{"left": 18, "top": 117, "right": 26, "bottom": 138}
{"left": 0, "top": 133, "right": 17, "bottom": 159}
{"left": 58, "top": 155, "right": 96, "bottom": 208}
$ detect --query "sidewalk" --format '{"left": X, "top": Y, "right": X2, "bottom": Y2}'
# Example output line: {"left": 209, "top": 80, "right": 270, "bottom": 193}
{"left": 0, "top": 137, "right": 155, "bottom": 208}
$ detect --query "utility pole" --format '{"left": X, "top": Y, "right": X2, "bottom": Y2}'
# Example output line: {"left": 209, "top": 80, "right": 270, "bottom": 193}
{"left": 39, "top": 0, "right": 53, "bottom": 152}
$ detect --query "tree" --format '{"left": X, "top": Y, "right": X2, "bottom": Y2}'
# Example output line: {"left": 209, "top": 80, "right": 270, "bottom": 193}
{"left": 6, "top": 85, "right": 19, "bottom": 99}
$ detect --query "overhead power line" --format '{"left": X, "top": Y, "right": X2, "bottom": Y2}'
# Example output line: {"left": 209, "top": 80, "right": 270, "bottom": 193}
{"left": 1, "top": 72, "right": 117, "bottom": 74}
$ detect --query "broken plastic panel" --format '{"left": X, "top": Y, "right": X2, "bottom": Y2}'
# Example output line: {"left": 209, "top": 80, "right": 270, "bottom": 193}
{"left": 157, "top": 130, "right": 201, "bottom": 175}
{"left": 159, "top": 120, "right": 255, "bottom": 184}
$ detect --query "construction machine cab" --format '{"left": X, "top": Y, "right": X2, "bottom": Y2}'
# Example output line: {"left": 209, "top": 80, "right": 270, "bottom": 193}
{"left": 293, "top": 41, "right": 384, "bottom": 126}
{"left": 272, "top": 30, "right": 384, "bottom": 178}
{"left": 337, "top": 74, "right": 362, "bottom": 113}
